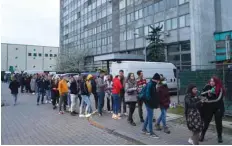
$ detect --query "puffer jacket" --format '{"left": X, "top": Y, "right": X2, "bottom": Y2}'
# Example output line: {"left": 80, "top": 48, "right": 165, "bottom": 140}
{"left": 112, "top": 77, "right": 122, "bottom": 94}
{"left": 157, "top": 84, "right": 170, "bottom": 109}
{"left": 125, "top": 79, "right": 138, "bottom": 103}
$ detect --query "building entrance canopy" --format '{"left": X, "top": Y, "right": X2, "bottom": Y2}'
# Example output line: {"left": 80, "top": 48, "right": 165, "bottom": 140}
{"left": 94, "top": 53, "right": 145, "bottom": 62}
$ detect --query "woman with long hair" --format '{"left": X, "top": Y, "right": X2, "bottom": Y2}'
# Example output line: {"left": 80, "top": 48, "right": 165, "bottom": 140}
{"left": 185, "top": 84, "right": 204, "bottom": 145}
{"left": 51, "top": 77, "right": 60, "bottom": 109}
{"left": 200, "top": 76, "right": 225, "bottom": 143}
{"left": 125, "top": 73, "right": 138, "bottom": 126}
{"left": 105, "top": 74, "right": 113, "bottom": 113}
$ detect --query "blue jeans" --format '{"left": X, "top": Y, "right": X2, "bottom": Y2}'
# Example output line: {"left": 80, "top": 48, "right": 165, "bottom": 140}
{"left": 46, "top": 90, "right": 51, "bottom": 101}
{"left": 157, "top": 108, "right": 167, "bottom": 127}
{"left": 12, "top": 94, "right": 18, "bottom": 105}
{"left": 143, "top": 105, "right": 154, "bottom": 134}
{"left": 80, "top": 95, "right": 91, "bottom": 115}
{"left": 112, "top": 94, "right": 119, "bottom": 115}
{"left": 97, "top": 92, "right": 105, "bottom": 114}
{"left": 37, "top": 91, "right": 45, "bottom": 103}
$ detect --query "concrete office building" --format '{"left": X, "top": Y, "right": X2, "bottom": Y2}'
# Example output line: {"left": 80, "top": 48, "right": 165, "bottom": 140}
{"left": 60, "top": 0, "right": 232, "bottom": 71}
{"left": 1, "top": 43, "right": 59, "bottom": 72}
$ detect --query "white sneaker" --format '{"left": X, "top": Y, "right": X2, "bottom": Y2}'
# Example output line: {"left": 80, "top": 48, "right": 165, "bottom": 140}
{"left": 188, "top": 138, "right": 194, "bottom": 145}
{"left": 85, "top": 113, "right": 91, "bottom": 117}
{"left": 79, "top": 114, "right": 85, "bottom": 118}
{"left": 45, "top": 100, "right": 48, "bottom": 104}
{"left": 32, "top": 93, "right": 35, "bottom": 95}
{"left": 124, "top": 113, "right": 128, "bottom": 116}
{"left": 118, "top": 113, "right": 121, "bottom": 117}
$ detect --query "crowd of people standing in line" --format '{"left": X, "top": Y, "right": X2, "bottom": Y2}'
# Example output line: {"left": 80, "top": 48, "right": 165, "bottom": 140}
{"left": 7, "top": 70, "right": 225, "bottom": 145}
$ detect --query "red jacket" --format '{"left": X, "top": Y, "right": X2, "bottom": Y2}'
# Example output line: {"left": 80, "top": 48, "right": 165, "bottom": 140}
{"left": 112, "top": 77, "right": 122, "bottom": 94}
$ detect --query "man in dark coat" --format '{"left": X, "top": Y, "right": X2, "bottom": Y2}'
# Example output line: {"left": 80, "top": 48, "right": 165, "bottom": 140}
{"left": 9, "top": 76, "right": 20, "bottom": 105}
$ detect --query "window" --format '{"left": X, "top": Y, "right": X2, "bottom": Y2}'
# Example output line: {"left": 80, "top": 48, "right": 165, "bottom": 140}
{"left": 167, "top": 54, "right": 180, "bottom": 62}
{"left": 148, "top": 5, "right": 153, "bottom": 15}
{"left": 172, "top": 18, "right": 177, "bottom": 29}
{"left": 168, "top": 44, "right": 179, "bottom": 53}
{"left": 54, "top": 54, "right": 57, "bottom": 57}
{"left": 50, "top": 66, "right": 52, "bottom": 68}
{"left": 50, "top": 50, "right": 52, "bottom": 52}
{"left": 107, "top": 21, "right": 112, "bottom": 29}
{"left": 119, "top": 0, "right": 126, "bottom": 9}
{"left": 15, "top": 56, "right": 18, "bottom": 59}
{"left": 135, "top": 28, "right": 139, "bottom": 38}
{"left": 15, "top": 48, "right": 18, "bottom": 50}
{"left": 179, "top": 15, "right": 186, "bottom": 28}
{"left": 38, "top": 53, "right": 42, "bottom": 57}
{"left": 120, "top": 15, "right": 126, "bottom": 25}
{"left": 159, "top": 0, "right": 164, "bottom": 12}
{"left": 50, "top": 54, "right": 53, "bottom": 57}
{"left": 166, "top": 19, "right": 171, "bottom": 30}
{"left": 135, "top": 11, "right": 139, "bottom": 20}
{"left": 181, "top": 42, "right": 190, "bottom": 51}
{"left": 15, "top": 65, "right": 18, "bottom": 68}
{"left": 179, "top": 0, "right": 189, "bottom": 5}
{"left": 144, "top": 26, "right": 149, "bottom": 36}
{"left": 127, "top": 13, "right": 131, "bottom": 23}
{"left": 33, "top": 53, "right": 37, "bottom": 57}
{"left": 28, "top": 53, "right": 32, "bottom": 56}
{"left": 181, "top": 54, "right": 191, "bottom": 61}
{"left": 33, "top": 65, "right": 36, "bottom": 68}
{"left": 34, "top": 49, "right": 36, "bottom": 51}
{"left": 167, "top": 0, "right": 177, "bottom": 9}
{"left": 45, "top": 54, "right": 48, "bottom": 57}
{"left": 186, "top": 14, "right": 190, "bottom": 26}
{"left": 138, "top": 9, "right": 143, "bottom": 19}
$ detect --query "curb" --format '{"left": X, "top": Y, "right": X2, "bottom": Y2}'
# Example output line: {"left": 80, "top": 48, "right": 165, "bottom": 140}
{"left": 87, "top": 117, "right": 146, "bottom": 145}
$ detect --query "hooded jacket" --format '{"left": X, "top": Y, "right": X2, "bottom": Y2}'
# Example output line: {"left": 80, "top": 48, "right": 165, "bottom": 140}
{"left": 157, "top": 83, "right": 170, "bottom": 109}
{"left": 144, "top": 80, "right": 159, "bottom": 109}
{"left": 58, "top": 79, "right": 68, "bottom": 95}
{"left": 86, "top": 74, "right": 93, "bottom": 93}
{"left": 112, "top": 77, "right": 122, "bottom": 94}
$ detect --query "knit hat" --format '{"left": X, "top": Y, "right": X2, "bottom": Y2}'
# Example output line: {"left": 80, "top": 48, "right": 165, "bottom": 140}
{"left": 152, "top": 73, "right": 160, "bottom": 80}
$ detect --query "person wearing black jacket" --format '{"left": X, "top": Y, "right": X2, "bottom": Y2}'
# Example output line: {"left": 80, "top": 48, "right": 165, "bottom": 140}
{"left": 51, "top": 77, "right": 60, "bottom": 109}
{"left": 36, "top": 76, "right": 46, "bottom": 105}
{"left": 185, "top": 84, "right": 204, "bottom": 145}
{"left": 200, "top": 77, "right": 225, "bottom": 143}
{"left": 20, "top": 74, "right": 25, "bottom": 93}
{"left": 44, "top": 77, "right": 51, "bottom": 104}
{"left": 69, "top": 77, "right": 79, "bottom": 116}
{"left": 79, "top": 75, "right": 92, "bottom": 118}
{"left": 9, "top": 76, "right": 20, "bottom": 105}
{"left": 142, "top": 73, "right": 160, "bottom": 138}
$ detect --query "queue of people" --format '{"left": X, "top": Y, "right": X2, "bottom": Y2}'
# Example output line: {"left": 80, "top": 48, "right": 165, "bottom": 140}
{"left": 7, "top": 70, "right": 225, "bottom": 144}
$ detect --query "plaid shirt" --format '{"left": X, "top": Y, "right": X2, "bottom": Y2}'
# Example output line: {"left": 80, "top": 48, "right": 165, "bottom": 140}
{"left": 136, "top": 78, "right": 147, "bottom": 93}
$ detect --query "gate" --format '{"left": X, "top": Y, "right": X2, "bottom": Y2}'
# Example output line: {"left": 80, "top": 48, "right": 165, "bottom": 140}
{"left": 224, "top": 66, "right": 232, "bottom": 116}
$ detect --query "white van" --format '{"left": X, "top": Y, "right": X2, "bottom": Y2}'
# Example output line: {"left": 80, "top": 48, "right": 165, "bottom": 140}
{"left": 110, "top": 61, "right": 177, "bottom": 93}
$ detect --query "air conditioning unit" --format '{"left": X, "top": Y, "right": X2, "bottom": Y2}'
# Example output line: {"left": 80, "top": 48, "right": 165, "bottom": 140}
{"left": 164, "top": 31, "right": 170, "bottom": 36}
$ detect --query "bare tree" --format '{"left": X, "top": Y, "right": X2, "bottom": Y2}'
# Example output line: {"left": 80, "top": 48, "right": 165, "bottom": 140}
{"left": 56, "top": 48, "right": 90, "bottom": 72}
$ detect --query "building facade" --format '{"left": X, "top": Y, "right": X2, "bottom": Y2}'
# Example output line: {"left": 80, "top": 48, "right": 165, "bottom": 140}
{"left": 59, "top": 0, "right": 232, "bottom": 71}
{"left": 1, "top": 43, "right": 59, "bottom": 72}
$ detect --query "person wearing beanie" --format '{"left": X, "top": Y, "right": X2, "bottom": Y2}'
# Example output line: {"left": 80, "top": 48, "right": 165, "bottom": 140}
{"left": 9, "top": 76, "right": 20, "bottom": 106}
{"left": 142, "top": 73, "right": 160, "bottom": 138}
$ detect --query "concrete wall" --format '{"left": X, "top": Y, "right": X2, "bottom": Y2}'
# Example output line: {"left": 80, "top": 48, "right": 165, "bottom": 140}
{"left": 1, "top": 43, "right": 59, "bottom": 72}
{"left": 190, "top": 0, "right": 216, "bottom": 70}
{"left": 1, "top": 44, "right": 7, "bottom": 71}
{"left": 220, "top": 0, "right": 232, "bottom": 31}
{"left": 7, "top": 44, "right": 27, "bottom": 71}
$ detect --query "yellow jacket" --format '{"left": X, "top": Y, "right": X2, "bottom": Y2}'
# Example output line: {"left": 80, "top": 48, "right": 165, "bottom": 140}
{"left": 86, "top": 74, "right": 93, "bottom": 93}
{"left": 58, "top": 79, "right": 68, "bottom": 95}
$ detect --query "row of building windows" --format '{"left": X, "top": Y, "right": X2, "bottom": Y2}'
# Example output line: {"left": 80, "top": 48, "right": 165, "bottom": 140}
{"left": 119, "top": 0, "right": 189, "bottom": 10}
{"left": 120, "top": 14, "right": 189, "bottom": 41}
{"left": 28, "top": 53, "right": 57, "bottom": 57}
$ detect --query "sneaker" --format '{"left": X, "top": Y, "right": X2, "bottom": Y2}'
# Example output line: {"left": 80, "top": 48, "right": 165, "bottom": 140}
{"left": 110, "top": 111, "right": 113, "bottom": 114}
{"left": 112, "top": 114, "right": 117, "bottom": 119}
{"left": 107, "top": 111, "right": 111, "bottom": 113}
{"left": 124, "top": 113, "right": 128, "bottom": 116}
{"left": 79, "top": 114, "right": 85, "bottom": 118}
{"left": 150, "top": 133, "right": 159, "bottom": 138}
{"left": 49, "top": 101, "right": 52, "bottom": 104}
{"left": 153, "top": 118, "right": 156, "bottom": 122}
{"left": 142, "top": 129, "right": 149, "bottom": 134}
{"left": 188, "top": 138, "right": 194, "bottom": 145}
{"left": 129, "top": 121, "right": 136, "bottom": 126}
{"left": 116, "top": 115, "right": 121, "bottom": 119}
{"left": 37, "top": 103, "right": 39, "bottom": 106}
{"left": 70, "top": 112, "right": 76, "bottom": 116}
{"left": 59, "top": 111, "right": 63, "bottom": 114}
{"left": 98, "top": 113, "right": 102, "bottom": 117}
{"left": 218, "top": 136, "right": 223, "bottom": 143}
{"left": 32, "top": 93, "right": 35, "bottom": 95}
{"left": 73, "top": 111, "right": 79, "bottom": 114}
{"left": 85, "top": 113, "right": 91, "bottom": 118}
{"left": 118, "top": 113, "right": 121, "bottom": 117}
{"left": 155, "top": 124, "right": 162, "bottom": 131}
{"left": 53, "top": 106, "right": 57, "bottom": 110}
{"left": 45, "top": 100, "right": 48, "bottom": 104}
{"left": 163, "top": 126, "right": 170, "bottom": 134}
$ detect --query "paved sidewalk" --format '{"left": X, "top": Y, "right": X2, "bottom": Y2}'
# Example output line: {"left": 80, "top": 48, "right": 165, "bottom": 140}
{"left": 1, "top": 83, "right": 136, "bottom": 145}
{"left": 88, "top": 95, "right": 232, "bottom": 145}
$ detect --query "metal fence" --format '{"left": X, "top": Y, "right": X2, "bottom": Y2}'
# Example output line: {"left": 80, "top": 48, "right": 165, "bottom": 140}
{"left": 176, "top": 63, "right": 232, "bottom": 116}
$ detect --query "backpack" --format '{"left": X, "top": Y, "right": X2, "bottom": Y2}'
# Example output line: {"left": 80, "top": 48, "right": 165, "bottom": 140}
{"left": 138, "top": 83, "right": 149, "bottom": 100}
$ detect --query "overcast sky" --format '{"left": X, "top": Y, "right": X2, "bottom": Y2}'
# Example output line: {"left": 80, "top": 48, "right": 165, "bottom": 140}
{"left": 1, "top": 0, "right": 59, "bottom": 47}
